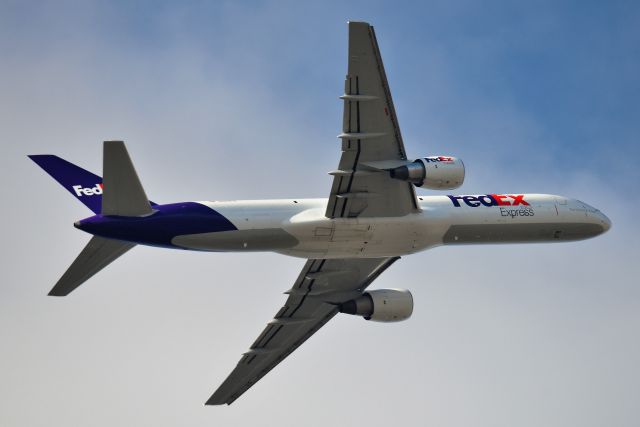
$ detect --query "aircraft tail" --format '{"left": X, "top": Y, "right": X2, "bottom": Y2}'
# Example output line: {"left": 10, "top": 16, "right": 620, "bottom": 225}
{"left": 29, "top": 141, "right": 153, "bottom": 295}
{"left": 29, "top": 140, "right": 153, "bottom": 216}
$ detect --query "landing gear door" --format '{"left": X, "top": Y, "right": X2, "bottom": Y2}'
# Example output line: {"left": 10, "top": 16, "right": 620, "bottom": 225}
{"left": 331, "top": 221, "right": 375, "bottom": 255}
{"left": 331, "top": 223, "right": 374, "bottom": 242}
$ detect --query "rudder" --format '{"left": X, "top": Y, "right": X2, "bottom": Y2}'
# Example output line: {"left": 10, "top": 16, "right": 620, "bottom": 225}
{"left": 102, "top": 141, "right": 153, "bottom": 216}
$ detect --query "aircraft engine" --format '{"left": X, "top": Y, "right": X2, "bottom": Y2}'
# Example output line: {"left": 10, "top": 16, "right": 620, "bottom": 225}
{"left": 389, "top": 156, "right": 464, "bottom": 189}
{"left": 339, "top": 289, "right": 413, "bottom": 322}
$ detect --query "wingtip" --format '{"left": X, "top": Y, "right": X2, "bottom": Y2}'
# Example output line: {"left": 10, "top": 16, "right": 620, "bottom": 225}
{"left": 48, "top": 289, "right": 68, "bottom": 297}
{"left": 48, "top": 281, "right": 71, "bottom": 297}
{"left": 204, "top": 398, "right": 228, "bottom": 406}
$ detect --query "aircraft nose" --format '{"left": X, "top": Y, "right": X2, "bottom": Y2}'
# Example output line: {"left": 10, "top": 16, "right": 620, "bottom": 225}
{"left": 599, "top": 211, "right": 612, "bottom": 233}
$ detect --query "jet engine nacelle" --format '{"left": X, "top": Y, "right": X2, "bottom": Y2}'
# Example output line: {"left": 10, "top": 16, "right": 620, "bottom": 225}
{"left": 339, "top": 289, "right": 413, "bottom": 322}
{"left": 389, "top": 156, "right": 465, "bottom": 189}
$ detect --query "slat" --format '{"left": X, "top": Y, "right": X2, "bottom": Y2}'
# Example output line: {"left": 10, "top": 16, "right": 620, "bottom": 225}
{"left": 268, "top": 317, "right": 314, "bottom": 325}
{"left": 337, "top": 132, "right": 387, "bottom": 140}
{"left": 328, "top": 169, "right": 376, "bottom": 177}
{"left": 339, "top": 94, "right": 379, "bottom": 101}
{"left": 336, "top": 192, "right": 379, "bottom": 199}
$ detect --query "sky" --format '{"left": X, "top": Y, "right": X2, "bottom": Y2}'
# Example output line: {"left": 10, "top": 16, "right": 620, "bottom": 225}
{"left": 1, "top": 1, "right": 639, "bottom": 426}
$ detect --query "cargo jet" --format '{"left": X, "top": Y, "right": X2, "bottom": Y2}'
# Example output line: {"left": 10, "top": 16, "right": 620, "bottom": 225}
{"left": 29, "top": 21, "right": 611, "bottom": 405}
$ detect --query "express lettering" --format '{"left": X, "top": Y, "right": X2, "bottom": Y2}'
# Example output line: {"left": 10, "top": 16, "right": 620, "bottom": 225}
{"left": 448, "top": 194, "right": 529, "bottom": 207}
{"left": 500, "top": 207, "right": 535, "bottom": 217}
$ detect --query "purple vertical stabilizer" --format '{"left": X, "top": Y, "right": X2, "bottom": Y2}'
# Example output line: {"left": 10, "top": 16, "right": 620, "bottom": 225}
{"left": 28, "top": 155, "right": 104, "bottom": 214}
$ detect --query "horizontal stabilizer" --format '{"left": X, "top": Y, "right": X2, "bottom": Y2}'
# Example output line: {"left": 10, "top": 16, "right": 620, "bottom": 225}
{"left": 102, "top": 141, "right": 153, "bottom": 216}
{"left": 49, "top": 236, "right": 135, "bottom": 296}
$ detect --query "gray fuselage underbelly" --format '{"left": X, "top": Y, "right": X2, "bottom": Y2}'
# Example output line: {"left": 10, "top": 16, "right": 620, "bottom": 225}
{"left": 172, "top": 228, "right": 299, "bottom": 251}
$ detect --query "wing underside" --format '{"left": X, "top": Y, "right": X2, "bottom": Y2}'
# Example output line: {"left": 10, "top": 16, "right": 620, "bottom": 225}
{"left": 326, "top": 21, "right": 419, "bottom": 218}
{"left": 206, "top": 257, "right": 399, "bottom": 405}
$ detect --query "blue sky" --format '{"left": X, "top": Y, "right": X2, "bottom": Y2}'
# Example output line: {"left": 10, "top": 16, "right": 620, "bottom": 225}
{"left": 1, "top": 1, "right": 638, "bottom": 426}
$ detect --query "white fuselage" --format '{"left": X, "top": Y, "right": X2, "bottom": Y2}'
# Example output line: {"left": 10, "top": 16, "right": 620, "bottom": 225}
{"left": 170, "top": 194, "right": 611, "bottom": 258}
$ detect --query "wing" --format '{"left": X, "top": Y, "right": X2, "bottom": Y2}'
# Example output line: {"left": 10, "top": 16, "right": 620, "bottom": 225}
{"left": 326, "top": 21, "right": 419, "bottom": 218}
{"left": 206, "top": 257, "right": 399, "bottom": 405}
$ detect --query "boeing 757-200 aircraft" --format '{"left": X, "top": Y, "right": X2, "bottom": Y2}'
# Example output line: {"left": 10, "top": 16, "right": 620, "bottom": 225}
{"left": 29, "top": 22, "right": 610, "bottom": 405}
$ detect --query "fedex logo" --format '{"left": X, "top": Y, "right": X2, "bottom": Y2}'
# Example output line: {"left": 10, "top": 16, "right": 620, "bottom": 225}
{"left": 424, "top": 156, "right": 453, "bottom": 163}
{"left": 73, "top": 183, "right": 103, "bottom": 197}
{"left": 448, "top": 194, "right": 529, "bottom": 207}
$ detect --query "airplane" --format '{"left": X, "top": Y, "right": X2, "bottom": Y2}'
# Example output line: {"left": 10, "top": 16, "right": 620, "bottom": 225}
{"left": 28, "top": 21, "right": 611, "bottom": 405}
